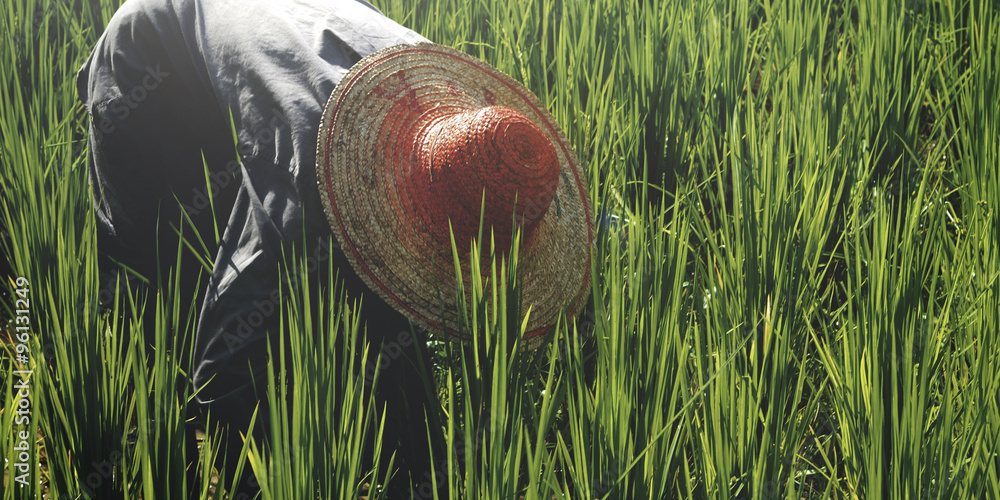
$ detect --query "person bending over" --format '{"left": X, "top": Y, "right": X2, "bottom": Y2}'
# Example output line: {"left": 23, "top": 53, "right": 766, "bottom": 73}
{"left": 77, "top": 0, "right": 593, "bottom": 496}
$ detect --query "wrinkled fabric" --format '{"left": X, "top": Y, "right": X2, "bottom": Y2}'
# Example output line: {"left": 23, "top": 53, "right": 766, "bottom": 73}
{"left": 77, "top": 1, "right": 445, "bottom": 494}
{"left": 78, "top": 0, "right": 426, "bottom": 404}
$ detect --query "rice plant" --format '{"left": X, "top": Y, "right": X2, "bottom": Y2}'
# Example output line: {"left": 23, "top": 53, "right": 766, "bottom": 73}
{"left": 244, "top": 239, "right": 394, "bottom": 500}
{"left": 3, "top": 0, "right": 1000, "bottom": 498}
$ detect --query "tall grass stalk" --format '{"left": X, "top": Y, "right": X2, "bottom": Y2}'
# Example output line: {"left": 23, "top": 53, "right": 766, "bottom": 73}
{"left": 246, "top": 241, "right": 393, "bottom": 500}
{"left": 3, "top": 0, "right": 1000, "bottom": 498}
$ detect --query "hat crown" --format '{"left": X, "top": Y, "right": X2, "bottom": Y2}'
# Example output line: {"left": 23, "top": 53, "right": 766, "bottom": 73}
{"left": 414, "top": 105, "right": 559, "bottom": 253}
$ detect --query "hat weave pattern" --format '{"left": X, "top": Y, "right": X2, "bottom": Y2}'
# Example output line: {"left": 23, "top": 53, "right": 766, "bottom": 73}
{"left": 317, "top": 43, "right": 593, "bottom": 345}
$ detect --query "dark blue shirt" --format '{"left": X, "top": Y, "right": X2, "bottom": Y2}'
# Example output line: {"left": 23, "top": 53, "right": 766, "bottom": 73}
{"left": 77, "top": 0, "right": 428, "bottom": 405}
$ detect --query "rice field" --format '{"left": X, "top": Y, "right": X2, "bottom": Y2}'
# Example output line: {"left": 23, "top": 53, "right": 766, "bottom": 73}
{"left": 2, "top": 0, "right": 999, "bottom": 498}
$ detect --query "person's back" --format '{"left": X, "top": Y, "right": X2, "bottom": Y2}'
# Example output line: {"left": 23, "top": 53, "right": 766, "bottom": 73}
{"left": 79, "top": 0, "right": 436, "bottom": 495}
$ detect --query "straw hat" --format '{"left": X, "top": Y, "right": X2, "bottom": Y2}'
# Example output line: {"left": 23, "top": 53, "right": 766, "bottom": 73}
{"left": 316, "top": 42, "right": 592, "bottom": 347}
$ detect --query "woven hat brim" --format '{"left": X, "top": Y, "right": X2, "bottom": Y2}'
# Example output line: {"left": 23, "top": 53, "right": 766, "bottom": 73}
{"left": 316, "top": 42, "right": 593, "bottom": 346}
